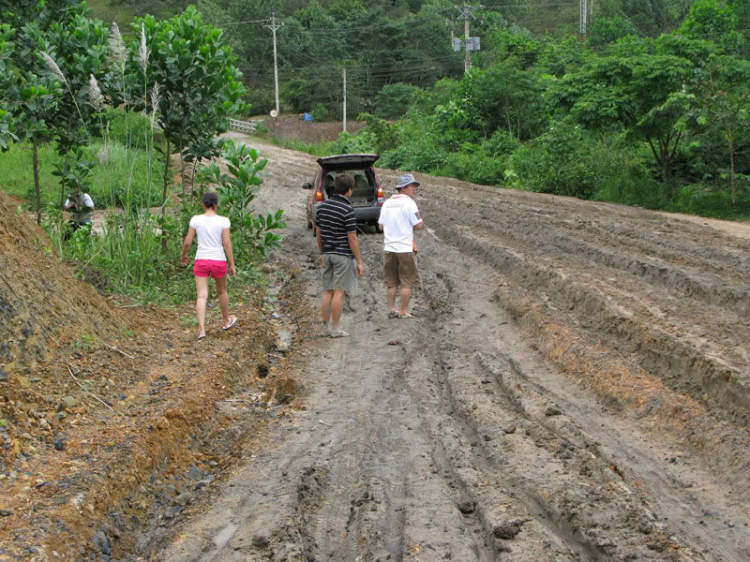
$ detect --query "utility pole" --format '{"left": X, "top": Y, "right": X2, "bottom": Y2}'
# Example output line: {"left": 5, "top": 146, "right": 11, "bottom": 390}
{"left": 455, "top": 1, "right": 481, "bottom": 73}
{"left": 342, "top": 68, "right": 347, "bottom": 133}
{"left": 464, "top": 11, "right": 471, "bottom": 72}
{"left": 267, "top": 13, "right": 282, "bottom": 115}
{"left": 579, "top": 0, "right": 588, "bottom": 39}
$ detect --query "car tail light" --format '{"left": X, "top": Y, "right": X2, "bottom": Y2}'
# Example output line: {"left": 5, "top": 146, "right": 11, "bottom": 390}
{"left": 315, "top": 189, "right": 323, "bottom": 202}
{"left": 377, "top": 185, "right": 384, "bottom": 206}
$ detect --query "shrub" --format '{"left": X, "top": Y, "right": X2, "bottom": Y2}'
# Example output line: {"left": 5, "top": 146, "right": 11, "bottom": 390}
{"left": 311, "top": 102, "right": 338, "bottom": 122}
{"left": 507, "top": 123, "right": 651, "bottom": 201}
{"left": 373, "top": 83, "right": 421, "bottom": 119}
{"left": 435, "top": 151, "right": 508, "bottom": 187}
{"left": 379, "top": 142, "right": 448, "bottom": 173}
{"left": 328, "top": 130, "right": 377, "bottom": 155}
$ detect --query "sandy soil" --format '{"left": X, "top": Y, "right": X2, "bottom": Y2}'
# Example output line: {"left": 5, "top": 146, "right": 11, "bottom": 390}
{"left": 140, "top": 135, "right": 750, "bottom": 562}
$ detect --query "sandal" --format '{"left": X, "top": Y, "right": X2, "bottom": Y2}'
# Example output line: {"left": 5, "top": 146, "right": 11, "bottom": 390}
{"left": 387, "top": 310, "right": 400, "bottom": 319}
{"left": 398, "top": 311, "right": 415, "bottom": 319}
{"left": 222, "top": 316, "right": 238, "bottom": 331}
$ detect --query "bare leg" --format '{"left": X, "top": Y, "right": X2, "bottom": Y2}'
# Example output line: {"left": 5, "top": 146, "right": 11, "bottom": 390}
{"left": 387, "top": 286, "right": 398, "bottom": 313}
{"left": 330, "top": 290, "right": 346, "bottom": 331}
{"left": 215, "top": 275, "right": 234, "bottom": 328}
{"left": 195, "top": 276, "right": 209, "bottom": 338}
{"left": 321, "top": 290, "right": 333, "bottom": 325}
{"left": 400, "top": 287, "right": 413, "bottom": 315}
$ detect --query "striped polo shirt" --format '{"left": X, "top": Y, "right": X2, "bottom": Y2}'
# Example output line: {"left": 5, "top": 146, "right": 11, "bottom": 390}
{"left": 316, "top": 194, "right": 356, "bottom": 256}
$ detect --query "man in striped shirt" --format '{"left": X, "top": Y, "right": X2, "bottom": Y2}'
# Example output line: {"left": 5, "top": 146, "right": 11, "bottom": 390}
{"left": 316, "top": 173, "right": 364, "bottom": 338}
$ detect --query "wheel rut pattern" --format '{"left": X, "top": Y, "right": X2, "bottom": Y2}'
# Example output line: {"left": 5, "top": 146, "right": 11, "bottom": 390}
{"left": 153, "top": 138, "right": 750, "bottom": 562}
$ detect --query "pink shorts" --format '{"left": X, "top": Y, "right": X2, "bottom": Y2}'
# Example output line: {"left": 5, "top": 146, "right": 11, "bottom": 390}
{"left": 193, "top": 259, "right": 227, "bottom": 279}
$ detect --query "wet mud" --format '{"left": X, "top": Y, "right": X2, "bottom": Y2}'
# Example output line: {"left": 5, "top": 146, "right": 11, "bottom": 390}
{"left": 149, "top": 136, "right": 750, "bottom": 562}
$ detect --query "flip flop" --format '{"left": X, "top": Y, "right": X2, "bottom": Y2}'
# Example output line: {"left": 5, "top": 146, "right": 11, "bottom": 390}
{"left": 197, "top": 334, "right": 206, "bottom": 341}
{"left": 399, "top": 311, "right": 415, "bottom": 319}
{"left": 222, "top": 316, "right": 238, "bottom": 331}
{"left": 387, "top": 310, "right": 400, "bottom": 319}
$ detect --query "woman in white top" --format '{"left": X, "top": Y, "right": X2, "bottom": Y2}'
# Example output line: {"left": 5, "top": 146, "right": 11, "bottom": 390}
{"left": 181, "top": 192, "right": 237, "bottom": 340}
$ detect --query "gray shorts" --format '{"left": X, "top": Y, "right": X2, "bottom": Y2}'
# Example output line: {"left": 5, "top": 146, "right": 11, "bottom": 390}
{"left": 322, "top": 254, "right": 357, "bottom": 292}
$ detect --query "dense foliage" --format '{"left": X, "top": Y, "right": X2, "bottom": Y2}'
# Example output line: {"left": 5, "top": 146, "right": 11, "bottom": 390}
{"left": 0, "top": 0, "right": 285, "bottom": 302}
{"left": 118, "top": 0, "right": 747, "bottom": 219}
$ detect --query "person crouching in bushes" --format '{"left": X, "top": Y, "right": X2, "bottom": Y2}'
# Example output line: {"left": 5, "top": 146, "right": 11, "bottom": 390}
{"left": 181, "top": 192, "right": 238, "bottom": 340}
{"left": 63, "top": 188, "right": 94, "bottom": 240}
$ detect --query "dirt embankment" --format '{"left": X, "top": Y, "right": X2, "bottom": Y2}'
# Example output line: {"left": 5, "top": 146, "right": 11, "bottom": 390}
{"left": 0, "top": 195, "right": 312, "bottom": 561}
{"left": 0, "top": 197, "right": 121, "bottom": 371}
{"left": 151, "top": 137, "right": 750, "bottom": 562}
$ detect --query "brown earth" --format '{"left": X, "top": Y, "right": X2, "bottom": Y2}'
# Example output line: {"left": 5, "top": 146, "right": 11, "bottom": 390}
{"left": 251, "top": 114, "right": 364, "bottom": 144}
{"left": 0, "top": 194, "right": 310, "bottom": 560}
{"left": 150, "top": 134, "right": 750, "bottom": 562}
{"left": 4, "top": 131, "right": 750, "bottom": 561}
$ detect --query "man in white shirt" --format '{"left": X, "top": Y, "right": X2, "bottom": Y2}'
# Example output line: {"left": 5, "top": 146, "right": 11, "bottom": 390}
{"left": 63, "top": 188, "right": 95, "bottom": 239}
{"left": 377, "top": 174, "right": 424, "bottom": 319}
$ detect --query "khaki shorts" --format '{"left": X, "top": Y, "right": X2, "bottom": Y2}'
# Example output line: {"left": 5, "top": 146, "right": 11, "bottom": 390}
{"left": 383, "top": 251, "right": 421, "bottom": 288}
{"left": 322, "top": 254, "right": 357, "bottom": 292}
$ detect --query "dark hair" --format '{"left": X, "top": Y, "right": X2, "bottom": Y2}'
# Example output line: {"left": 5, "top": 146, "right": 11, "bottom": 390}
{"left": 334, "top": 173, "right": 354, "bottom": 195}
{"left": 202, "top": 192, "right": 219, "bottom": 208}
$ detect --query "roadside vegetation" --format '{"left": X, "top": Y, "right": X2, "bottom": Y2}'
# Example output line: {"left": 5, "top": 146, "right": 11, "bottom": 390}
{"left": 0, "top": 0, "right": 285, "bottom": 303}
{"left": 250, "top": 0, "right": 750, "bottom": 220}
{"left": 96, "top": 0, "right": 748, "bottom": 220}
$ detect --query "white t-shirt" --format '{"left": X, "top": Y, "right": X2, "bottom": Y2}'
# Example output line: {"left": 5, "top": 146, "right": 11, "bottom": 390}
{"left": 189, "top": 214, "right": 231, "bottom": 261}
{"left": 64, "top": 193, "right": 95, "bottom": 224}
{"left": 378, "top": 194, "right": 422, "bottom": 253}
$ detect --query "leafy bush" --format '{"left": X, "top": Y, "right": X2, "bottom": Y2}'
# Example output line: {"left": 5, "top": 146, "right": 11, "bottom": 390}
{"left": 328, "top": 130, "right": 377, "bottom": 154}
{"left": 435, "top": 151, "right": 508, "bottom": 187}
{"left": 373, "top": 83, "right": 421, "bottom": 119}
{"left": 311, "top": 102, "right": 338, "bottom": 122}
{"left": 379, "top": 141, "right": 448, "bottom": 173}
{"left": 670, "top": 181, "right": 750, "bottom": 219}
{"left": 196, "top": 140, "right": 286, "bottom": 263}
{"left": 481, "top": 130, "right": 521, "bottom": 158}
{"left": 507, "top": 123, "right": 649, "bottom": 200}
{"left": 243, "top": 88, "right": 276, "bottom": 117}
{"left": 356, "top": 113, "right": 398, "bottom": 153}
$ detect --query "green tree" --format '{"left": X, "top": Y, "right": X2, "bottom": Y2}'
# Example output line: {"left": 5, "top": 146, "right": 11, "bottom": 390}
{"left": 552, "top": 52, "right": 693, "bottom": 187}
{"left": 679, "top": 0, "right": 743, "bottom": 54}
{"left": 690, "top": 54, "right": 750, "bottom": 203}
{"left": 1, "top": 0, "right": 104, "bottom": 221}
{"left": 137, "top": 6, "right": 247, "bottom": 219}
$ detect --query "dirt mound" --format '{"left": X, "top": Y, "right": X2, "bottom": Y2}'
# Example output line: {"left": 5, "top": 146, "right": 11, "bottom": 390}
{"left": 253, "top": 115, "right": 364, "bottom": 144}
{"left": 0, "top": 197, "right": 122, "bottom": 372}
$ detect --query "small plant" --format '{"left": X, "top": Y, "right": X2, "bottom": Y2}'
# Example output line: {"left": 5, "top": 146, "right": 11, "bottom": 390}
{"left": 196, "top": 140, "right": 285, "bottom": 265}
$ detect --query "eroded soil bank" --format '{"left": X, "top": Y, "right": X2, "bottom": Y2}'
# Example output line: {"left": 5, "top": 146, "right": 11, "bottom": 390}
{"left": 0, "top": 197, "right": 311, "bottom": 560}
{"left": 147, "top": 136, "right": 750, "bottom": 562}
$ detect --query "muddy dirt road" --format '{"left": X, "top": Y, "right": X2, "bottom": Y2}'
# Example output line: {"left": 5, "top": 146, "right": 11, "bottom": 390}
{"left": 154, "top": 135, "right": 750, "bottom": 561}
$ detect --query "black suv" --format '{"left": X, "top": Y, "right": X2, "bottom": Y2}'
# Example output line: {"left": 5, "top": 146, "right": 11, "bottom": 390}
{"left": 303, "top": 154, "right": 383, "bottom": 234}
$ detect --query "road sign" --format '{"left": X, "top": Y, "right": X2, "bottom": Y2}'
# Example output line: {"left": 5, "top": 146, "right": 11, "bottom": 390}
{"left": 270, "top": 109, "right": 278, "bottom": 118}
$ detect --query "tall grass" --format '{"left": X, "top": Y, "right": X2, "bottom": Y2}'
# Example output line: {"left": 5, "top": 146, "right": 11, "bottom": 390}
{"left": 0, "top": 138, "right": 161, "bottom": 208}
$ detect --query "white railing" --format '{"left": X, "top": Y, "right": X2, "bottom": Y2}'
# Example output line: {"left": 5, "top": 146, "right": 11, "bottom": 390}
{"left": 228, "top": 118, "right": 261, "bottom": 134}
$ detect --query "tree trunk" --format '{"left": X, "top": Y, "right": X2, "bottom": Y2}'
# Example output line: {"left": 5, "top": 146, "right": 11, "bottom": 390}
{"left": 728, "top": 128, "right": 736, "bottom": 205}
{"left": 33, "top": 141, "right": 41, "bottom": 226}
{"left": 191, "top": 159, "right": 199, "bottom": 196}
{"left": 162, "top": 137, "right": 171, "bottom": 253}
{"left": 162, "top": 137, "right": 171, "bottom": 215}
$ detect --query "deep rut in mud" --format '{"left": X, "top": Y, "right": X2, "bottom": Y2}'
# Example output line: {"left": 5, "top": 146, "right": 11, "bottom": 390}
{"left": 151, "top": 136, "right": 750, "bottom": 562}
